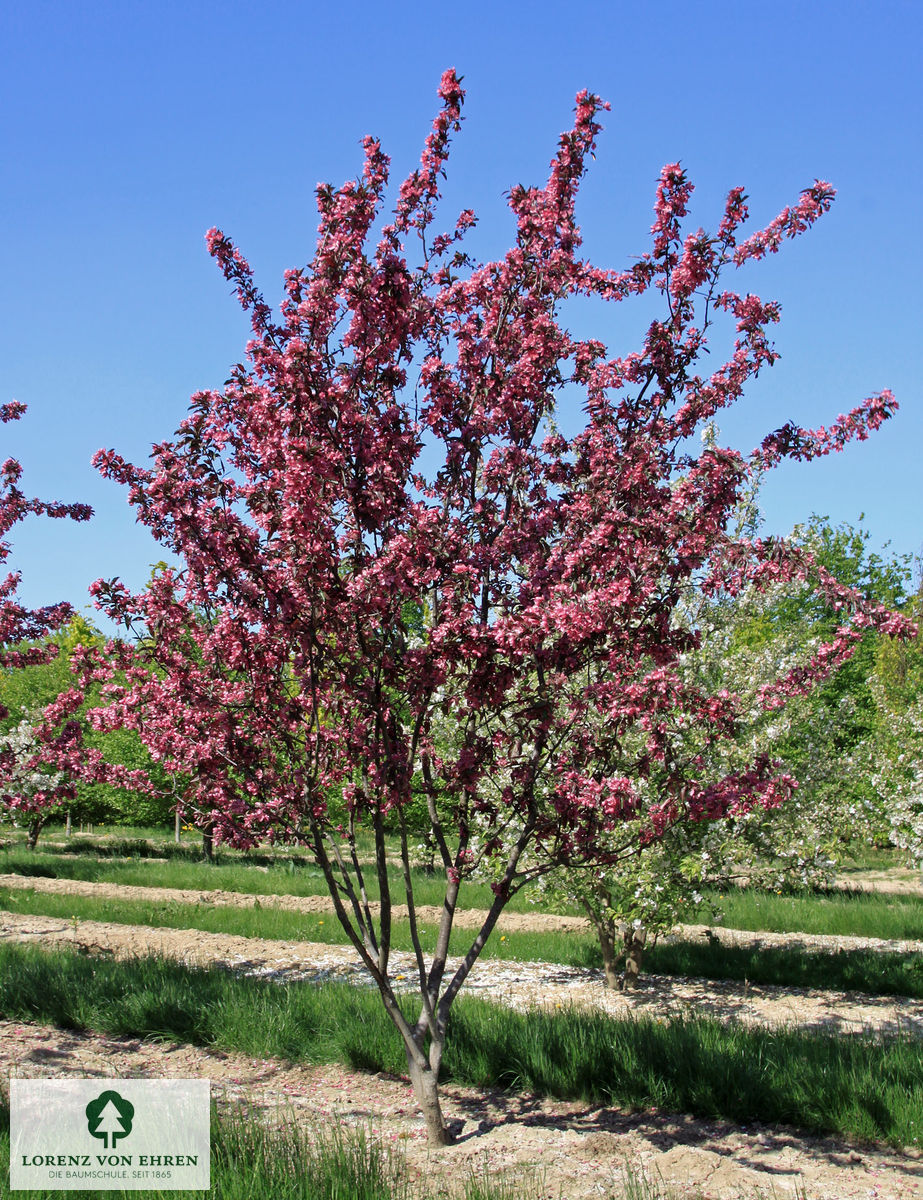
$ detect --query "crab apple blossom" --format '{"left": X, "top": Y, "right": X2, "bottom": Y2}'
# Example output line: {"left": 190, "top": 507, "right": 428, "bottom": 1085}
{"left": 88, "top": 72, "right": 910, "bottom": 1144}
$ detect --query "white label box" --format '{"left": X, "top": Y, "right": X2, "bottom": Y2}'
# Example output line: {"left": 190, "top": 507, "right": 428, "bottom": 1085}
{"left": 10, "top": 1079, "right": 210, "bottom": 1190}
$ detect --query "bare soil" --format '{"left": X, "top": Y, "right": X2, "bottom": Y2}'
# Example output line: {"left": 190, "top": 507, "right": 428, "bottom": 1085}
{"left": 2, "top": 873, "right": 923, "bottom": 1197}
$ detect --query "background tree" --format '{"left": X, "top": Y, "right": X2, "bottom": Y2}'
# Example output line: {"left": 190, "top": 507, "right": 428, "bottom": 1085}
{"left": 508, "top": 500, "right": 918, "bottom": 990}
{"left": 855, "top": 584, "right": 923, "bottom": 864}
{"left": 88, "top": 74, "right": 910, "bottom": 1143}
{"left": 1, "top": 615, "right": 180, "bottom": 830}
{"left": 734, "top": 517, "right": 914, "bottom": 851}
{"left": 0, "top": 716, "right": 67, "bottom": 848}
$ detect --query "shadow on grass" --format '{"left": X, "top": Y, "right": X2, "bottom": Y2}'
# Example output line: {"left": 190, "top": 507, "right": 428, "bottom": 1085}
{"left": 1, "top": 943, "right": 922, "bottom": 1149}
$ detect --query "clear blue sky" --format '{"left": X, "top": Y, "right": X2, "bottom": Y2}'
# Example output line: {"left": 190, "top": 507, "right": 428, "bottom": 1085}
{"left": 2, "top": 0, "right": 920, "bottom": 631}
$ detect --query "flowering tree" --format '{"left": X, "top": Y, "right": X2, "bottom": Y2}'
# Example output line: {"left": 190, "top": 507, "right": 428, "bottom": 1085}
{"left": 0, "top": 715, "right": 67, "bottom": 848}
{"left": 0, "top": 403, "right": 93, "bottom": 835}
{"left": 86, "top": 73, "right": 910, "bottom": 1143}
{"left": 538, "top": 826, "right": 713, "bottom": 989}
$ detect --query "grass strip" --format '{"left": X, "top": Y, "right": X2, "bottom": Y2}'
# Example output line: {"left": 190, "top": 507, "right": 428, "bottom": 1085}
{"left": 4, "top": 885, "right": 923, "bottom": 1000}
{"left": 0, "top": 942, "right": 921, "bottom": 1149}
{"left": 707, "top": 886, "right": 923, "bottom": 942}
{"left": 645, "top": 937, "right": 923, "bottom": 998}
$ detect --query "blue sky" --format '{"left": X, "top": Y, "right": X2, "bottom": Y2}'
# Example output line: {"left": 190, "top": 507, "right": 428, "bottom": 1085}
{"left": 2, "top": 0, "right": 920, "bottom": 630}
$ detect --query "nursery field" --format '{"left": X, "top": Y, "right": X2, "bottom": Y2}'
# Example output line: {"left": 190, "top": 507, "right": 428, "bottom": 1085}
{"left": 2, "top": 831, "right": 923, "bottom": 1199}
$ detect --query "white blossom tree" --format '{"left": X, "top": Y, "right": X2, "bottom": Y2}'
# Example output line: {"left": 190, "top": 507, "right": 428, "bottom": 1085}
{"left": 0, "top": 714, "right": 66, "bottom": 849}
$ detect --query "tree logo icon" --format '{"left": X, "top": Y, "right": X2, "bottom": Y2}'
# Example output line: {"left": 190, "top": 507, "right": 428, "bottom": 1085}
{"left": 85, "top": 1090, "right": 135, "bottom": 1149}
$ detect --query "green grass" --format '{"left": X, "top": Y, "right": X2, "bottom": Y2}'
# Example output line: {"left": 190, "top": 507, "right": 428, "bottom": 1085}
{"left": 645, "top": 936, "right": 923, "bottom": 998}
{"left": 0, "top": 943, "right": 921, "bottom": 1149}
{"left": 835, "top": 843, "right": 912, "bottom": 873}
{"left": 709, "top": 886, "right": 923, "bottom": 941}
{"left": 7, "top": 829, "right": 921, "bottom": 935}
{"left": 4, "top": 884, "right": 923, "bottom": 1000}
{"left": 7, "top": 841, "right": 923, "bottom": 940}
{"left": 0, "top": 834, "right": 322, "bottom": 868}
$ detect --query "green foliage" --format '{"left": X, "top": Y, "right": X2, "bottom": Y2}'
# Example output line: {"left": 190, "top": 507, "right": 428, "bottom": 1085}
{"left": 0, "top": 617, "right": 177, "bottom": 826}
{"left": 0, "top": 614, "right": 100, "bottom": 717}
{"left": 539, "top": 828, "right": 715, "bottom": 988}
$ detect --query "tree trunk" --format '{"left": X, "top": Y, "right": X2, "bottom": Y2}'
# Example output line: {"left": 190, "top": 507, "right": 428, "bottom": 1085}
{"left": 406, "top": 1047, "right": 453, "bottom": 1146}
{"left": 583, "top": 902, "right": 622, "bottom": 991}
{"left": 27, "top": 817, "right": 44, "bottom": 851}
{"left": 174, "top": 809, "right": 181, "bottom": 843}
{"left": 596, "top": 923, "right": 622, "bottom": 991}
{"left": 202, "top": 826, "right": 214, "bottom": 861}
{"left": 620, "top": 924, "right": 648, "bottom": 990}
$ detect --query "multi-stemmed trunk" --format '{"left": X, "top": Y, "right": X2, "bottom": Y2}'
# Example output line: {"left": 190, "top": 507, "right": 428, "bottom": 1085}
{"left": 308, "top": 795, "right": 534, "bottom": 1147}
{"left": 587, "top": 905, "right": 648, "bottom": 990}
{"left": 26, "top": 816, "right": 46, "bottom": 852}
{"left": 363, "top": 972, "right": 455, "bottom": 1146}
